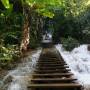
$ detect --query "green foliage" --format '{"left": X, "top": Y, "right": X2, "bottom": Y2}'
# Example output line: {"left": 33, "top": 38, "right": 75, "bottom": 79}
{"left": 29, "top": 16, "right": 41, "bottom": 49}
{"left": 1, "top": 0, "right": 13, "bottom": 14}
{"left": 82, "top": 29, "right": 90, "bottom": 43}
{"left": 0, "top": 12, "right": 23, "bottom": 68}
{"left": 52, "top": 0, "right": 90, "bottom": 44}
{"left": 0, "top": 12, "right": 23, "bottom": 44}
{"left": 0, "top": 45, "right": 20, "bottom": 68}
{"left": 1, "top": 0, "right": 90, "bottom": 68}
{"left": 61, "top": 37, "right": 79, "bottom": 51}
{"left": 22, "top": 0, "right": 63, "bottom": 18}
{"left": 36, "top": 9, "right": 54, "bottom": 18}
{"left": 4, "top": 32, "right": 21, "bottom": 45}
{"left": 1, "top": 0, "right": 10, "bottom": 9}
{"left": 29, "top": 35, "right": 40, "bottom": 49}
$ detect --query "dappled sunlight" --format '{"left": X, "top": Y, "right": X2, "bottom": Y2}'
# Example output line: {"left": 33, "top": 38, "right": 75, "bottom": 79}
{"left": 85, "top": 0, "right": 90, "bottom": 6}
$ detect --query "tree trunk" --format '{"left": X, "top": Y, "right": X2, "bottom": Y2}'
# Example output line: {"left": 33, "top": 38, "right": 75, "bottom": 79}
{"left": 20, "top": 17, "right": 30, "bottom": 52}
{"left": 20, "top": 5, "right": 30, "bottom": 52}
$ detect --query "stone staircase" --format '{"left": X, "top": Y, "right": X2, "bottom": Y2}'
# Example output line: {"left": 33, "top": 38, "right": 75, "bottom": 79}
{"left": 28, "top": 48, "right": 82, "bottom": 90}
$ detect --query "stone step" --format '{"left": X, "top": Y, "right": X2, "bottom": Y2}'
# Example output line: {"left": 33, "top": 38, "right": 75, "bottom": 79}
{"left": 36, "top": 63, "right": 67, "bottom": 66}
{"left": 36, "top": 65, "right": 69, "bottom": 68}
{"left": 39, "top": 58, "right": 59, "bottom": 60}
{"left": 37, "top": 62, "right": 66, "bottom": 64}
{"left": 31, "top": 78, "right": 77, "bottom": 83}
{"left": 36, "top": 65, "right": 68, "bottom": 68}
{"left": 36, "top": 66, "right": 69, "bottom": 70}
{"left": 28, "top": 83, "right": 82, "bottom": 89}
{"left": 29, "top": 47, "right": 82, "bottom": 90}
{"left": 38, "top": 60, "right": 60, "bottom": 62}
{"left": 32, "top": 73, "right": 73, "bottom": 78}
{"left": 34, "top": 69, "right": 71, "bottom": 73}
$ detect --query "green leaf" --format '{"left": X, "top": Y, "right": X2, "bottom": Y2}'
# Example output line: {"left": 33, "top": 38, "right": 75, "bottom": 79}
{"left": 1, "top": 0, "right": 10, "bottom": 9}
{"left": 36, "top": 9, "right": 54, "bottom": 18}
{"left": 43, "top": 11, "right": 54, "bottom": 18}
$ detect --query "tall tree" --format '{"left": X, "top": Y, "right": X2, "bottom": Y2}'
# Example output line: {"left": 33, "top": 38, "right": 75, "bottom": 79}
{"left": 1, "top": 0, "right": 63, "bottom": 51}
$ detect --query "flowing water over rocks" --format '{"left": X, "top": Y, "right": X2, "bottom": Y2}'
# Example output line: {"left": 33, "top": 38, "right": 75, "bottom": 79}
{"left": 0, "top": 49, "right": 42, "bottom": 90}
{"left": 56, "top": 44, "right": 90, "bottom": 90}
{"left": 0, "top": 45, "right": 90, "bottom": 90}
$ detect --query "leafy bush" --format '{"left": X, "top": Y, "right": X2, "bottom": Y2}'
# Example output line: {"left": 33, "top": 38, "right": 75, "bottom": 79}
{"left": 61, "top": 37, "right": 79, "bottom": 51}
{"left": 0, "top": 45, "right": 20, "bottom": 68}
{"left": 4, "top": 32, "right": 21, "bottom": 45}
{"left": 29, "top": 36, "right": 40, "bottom": 49}
{"left": 82, "top": 29, "right": 90, "bottom": 43}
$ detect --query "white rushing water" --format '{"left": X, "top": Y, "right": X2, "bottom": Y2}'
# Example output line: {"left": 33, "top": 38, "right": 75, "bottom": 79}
{"left": 56, "top": 44, "right": 90, "bottom": 90}
{"left": 42, "top": 33, "right": 52, "bottom": 43}
{"left": 1, "top": 49, "right": 42, "bottom": 90}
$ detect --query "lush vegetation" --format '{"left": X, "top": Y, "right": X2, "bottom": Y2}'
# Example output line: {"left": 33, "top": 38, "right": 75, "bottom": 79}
{"left": 0, "top": 0, "right": 62, "bottom": 68}
{"left": 0, "top": 12, "right": 23, "bottom": 68}
{"left": 0, "top": 0, "right": 90, "bottom": 68}
{"left": 53, "top": 0, "right": 90, "bottom": 44}
{"left": 61, "top": 37, "right": 79, "bottom": 51}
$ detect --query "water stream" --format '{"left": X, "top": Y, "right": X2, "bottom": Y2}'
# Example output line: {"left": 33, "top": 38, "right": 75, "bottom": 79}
{"left": 56, "top": 44, "right": 90, "bottom": 90}
{"left": 0, "top": 49, "right": 42, "bottom": 90}
{"left": 1, "top": 44, "right": 90, "bottom": 90}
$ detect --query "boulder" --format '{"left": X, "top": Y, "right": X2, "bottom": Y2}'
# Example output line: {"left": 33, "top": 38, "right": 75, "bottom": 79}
{"left": 87, "top": 45, "right": 90, "bottom": 51}
{"left": 4, "top": 76, "right": 12, "bottom": 85}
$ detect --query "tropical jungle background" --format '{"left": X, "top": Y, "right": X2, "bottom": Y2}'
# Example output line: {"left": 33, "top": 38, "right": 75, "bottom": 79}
{"left": 0, "top": 0, "right": 90, "bottom": 68}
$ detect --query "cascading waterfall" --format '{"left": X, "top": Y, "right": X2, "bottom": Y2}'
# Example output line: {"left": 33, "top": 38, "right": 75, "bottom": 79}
{"left": 0, "top": 49, "right": 42, "bottom": 90}
{"left": 42, "top": 33, "right": 52, "bottom": 43}
{"left": 56, "top": 44, "right": 90, "bottom": 90}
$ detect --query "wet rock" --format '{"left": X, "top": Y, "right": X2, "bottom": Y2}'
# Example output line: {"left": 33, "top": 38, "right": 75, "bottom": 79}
{"left": 0, "top": 69, "right": 8, "bottom": 80}
{"left": 87, "top": 45, "right": 90, "bottom": 51}
{"left": 4, "top": 76, "right": 12, "bottom": 85}
{"left": 0, "top": 80, "right": 3, "bottom": 86}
